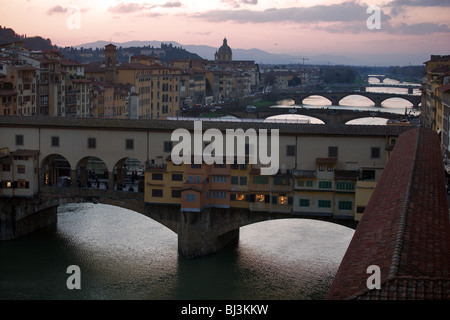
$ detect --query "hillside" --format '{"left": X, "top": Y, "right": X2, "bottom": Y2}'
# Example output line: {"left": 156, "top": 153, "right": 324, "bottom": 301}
{"left": 0, "top": 26, "right": 56, "bottom": 50}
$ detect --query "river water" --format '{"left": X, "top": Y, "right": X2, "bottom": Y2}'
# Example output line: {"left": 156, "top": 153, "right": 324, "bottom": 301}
{"left": 0, "top": 203, "right": 354, "bottom": 300}
{"left": 0, "top": 78, "right": 418, "bottom": 301}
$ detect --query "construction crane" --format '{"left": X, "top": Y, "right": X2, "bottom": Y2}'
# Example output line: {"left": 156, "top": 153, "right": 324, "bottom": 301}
{"left": 302, "top": 58, "right": 309, "bottom": 66}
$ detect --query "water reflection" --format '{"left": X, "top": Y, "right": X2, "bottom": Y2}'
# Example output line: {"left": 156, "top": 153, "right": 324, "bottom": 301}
{"left": 0, "top": 203, "right": 355, "bottom": 300}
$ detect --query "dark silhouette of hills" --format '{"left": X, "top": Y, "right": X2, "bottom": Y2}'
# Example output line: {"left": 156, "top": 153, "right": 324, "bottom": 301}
{"left": 0, "top": 26, "right": 56, "bottom": 50}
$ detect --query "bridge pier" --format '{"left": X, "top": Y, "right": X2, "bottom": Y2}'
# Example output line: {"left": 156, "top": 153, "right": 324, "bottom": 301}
{"left": 177, "top": 207, "right": 240, "bottom": 259}
{"left": 0, "top": 196, "right": 58, "bottom": 241}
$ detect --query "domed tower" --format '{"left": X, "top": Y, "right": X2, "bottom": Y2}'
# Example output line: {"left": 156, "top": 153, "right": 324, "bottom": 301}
{"left": 215, "top": 38, "right": 232, "bottom": 62}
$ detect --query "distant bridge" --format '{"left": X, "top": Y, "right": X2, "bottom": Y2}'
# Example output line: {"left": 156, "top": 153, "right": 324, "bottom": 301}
{"left": 271, "top": 91, "right": 422, "bottom": 109}
{"left": 182, "top": 106, "right": 408, "bottom": 125}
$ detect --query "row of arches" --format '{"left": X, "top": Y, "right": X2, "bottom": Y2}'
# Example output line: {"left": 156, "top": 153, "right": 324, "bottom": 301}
{"left": 292, "top": 94, "right": 420, "bottom": 108}
{"left": 41, "top": 154, "right": 145, "bottom": 192}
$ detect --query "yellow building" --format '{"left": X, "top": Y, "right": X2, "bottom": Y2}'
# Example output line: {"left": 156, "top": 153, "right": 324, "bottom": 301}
{"left": 421, "top": 55, "right": 450, "bottom": 136}
{"left": 145, "top": 157, "right": 185, "bottom": 206}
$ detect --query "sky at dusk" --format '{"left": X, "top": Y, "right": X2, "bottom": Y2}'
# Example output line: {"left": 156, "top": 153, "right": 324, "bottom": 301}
{"left": 1, "top": 0, "right": 449, "bottom": 65}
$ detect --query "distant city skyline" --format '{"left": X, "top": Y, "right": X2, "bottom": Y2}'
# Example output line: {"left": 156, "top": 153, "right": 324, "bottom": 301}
{"left": 2, "top": 0, "right": 449, "bottom": 65}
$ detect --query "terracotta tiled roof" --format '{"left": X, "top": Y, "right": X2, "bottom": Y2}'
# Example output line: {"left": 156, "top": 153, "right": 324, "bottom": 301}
{"left": 0, "top": 117, "right": 415, "bottom": 137}
{"left": 326, "top": 127, "right": 450, "bottom": 300}
{"left": 12, "top": 149, "right": 40, "bottom": 156}
{"left": 438, "top": 84, "right": 450, "bottom": 93}
{"left": 316, "top": 158, "right": 337, "bottom": 164}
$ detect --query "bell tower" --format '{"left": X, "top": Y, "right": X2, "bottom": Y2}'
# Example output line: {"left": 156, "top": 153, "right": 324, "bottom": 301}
{"left": 105, "top": 44, "right": 117, "bottom": 83}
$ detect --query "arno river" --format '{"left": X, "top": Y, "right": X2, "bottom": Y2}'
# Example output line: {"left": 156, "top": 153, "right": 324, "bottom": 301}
{"left": 0, "top": 77, "right": 420, "bottom": 300}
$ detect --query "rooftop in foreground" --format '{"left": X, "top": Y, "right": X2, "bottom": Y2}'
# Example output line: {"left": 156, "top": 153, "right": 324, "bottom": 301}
{"left": 0, "top": 116, "right": 415, "bottom": 136}
{"left": 327, "top": 127, "right": 450, "bottom": 300}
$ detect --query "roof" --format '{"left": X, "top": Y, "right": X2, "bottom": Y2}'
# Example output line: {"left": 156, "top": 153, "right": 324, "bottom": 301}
{"left": 292, "top": 170, "right": 316, "bottom": 178}
{"left": 437, "top": 83, "right": 450, "bottom": 93}
{"left": 316, "top": 158, "right": 338, "bottom": 164}
{"left": 12, "top": 149, "right": 40, "bottom": 157}
{"left": 326, "top": 127, "right": 450, "bottom": 300}
{"left": 0, "top": 116, "right": 415, "bottom": 137}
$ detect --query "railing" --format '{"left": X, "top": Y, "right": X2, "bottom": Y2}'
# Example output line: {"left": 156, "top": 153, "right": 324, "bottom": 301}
{"left": 40, "top": 186, "right": 144, "bottom": 201}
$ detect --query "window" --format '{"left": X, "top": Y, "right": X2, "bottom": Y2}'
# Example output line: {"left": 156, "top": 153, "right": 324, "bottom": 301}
{"left": 274, "top": 176, "right": 290, "bottom": 186}
{"left": 327, "top": 166, "right": 334, "bottom": 172}
{"left": 319, "top": 165, "right": 325, "bottom": 172}
{"left": 239, "top": 163, "right": 248, "bottom": 170}
{"left": 230, "top": 164, "right": 239, "bottom": 170}
{"left": 239, "top": 176, "right": 247, "bottom": 186}
{"left": 234, "top": 194, "right": 245, "bottom": 201}
{"left": 191, "top": 164, "right": 202, "bottom": 169}
{"left": 339, "top": 201, "right": 353, "bottom": 210}
{"left": 2, "top": 164, "right": 11, "bottom": 172}
{"left": 213, "top": 191, "right": 227, "bottom": 199}
{"left": 253, "top": 176, "right": 268, "bottom": 184}
{"left": 278, "top": 196, "right": 288, "bottom": 205}
{"left": 336, "top": 181, "right": 355, "bottom": 191}
{"left": 371, "top": 147, "right": 381, "bottom": 159}
{"left": 187, "top": 175, "right": 193, "bottom": 183}
{"left": 328, "top": 146, "right": 338, "bottom": 158}
{"left": 88, "top": 138, "right": 96, "bottom": 149}
{"left": 299, "top": 199, "right": 310, "bottom": 207}
{"left": 195, "top": 175, "right": 201, "bottom": 184}
{"left": 255, "top": 194, "right": 265, "bottom": 202}
{"left": 126, "top": 139, "right": 134, "bottom": 150}
{"left": 213, "top": 176, "right": 227, "bottom": 183}
{"left": 318, "top": 200, "right": 331, "bottom": 208}
{"left": 171, "top": 190, "right": 181, "bottom": 198}
{"left": 319, "top": 181, "right": 332, "bottom": 189}
{"left": 231, "top": 176, "right": 239, "bottom": 185}
{"left": 18, "top": 180, "right": 29, "bottom": 189}
{"left": 362, "top": 170, "right": 376, "bottom": 180}
{"left": 51, "top": 136, "right": 59, "bottom": 147}
{"left": 152, "top": 189, "right": 163, "bottom": 197}
{"left": 152, "top": 173, "right": 163, "bottom": 181}
{"left": 357, "top": 206, "right": 366, "bottom": 214}
{"left": 17, "top": 165, "right": 26, "bottom": 174}
{"left": 15, "top": 135, "right": 24, "bottom": 146}
{"left": 172, "top": 174, "right": 183, "bottom": 181}
{"left": 186, "top": 194, "right": 196, "bottom": 202}
{"left": 286, "top": 145, "right": 296, "bottom": 156}
{"left": 164, "top": 141, "right": 173, "bottom": 153}
{"left": 306, "top": 180, "right": 313, "bottom": 187}
{"left": 297, "top": 180, "right": 304, "bottom": 187}
{"left": 214, "top": 163, "right": 226, "bottom": 168}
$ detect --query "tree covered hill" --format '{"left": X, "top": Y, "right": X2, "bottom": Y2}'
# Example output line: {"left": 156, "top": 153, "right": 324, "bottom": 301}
{"left": 0, "top": 26, "right": 203, "bottom": 63}
{"left": 0, "top": 26, "right": 56, "bottom": 50}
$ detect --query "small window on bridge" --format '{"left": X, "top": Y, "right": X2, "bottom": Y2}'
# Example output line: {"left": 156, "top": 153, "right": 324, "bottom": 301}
{"left": 286, "top": 145, "right": 296, "bottom": 157}
{"left": 371, "top": 147, "right": 381, "bottom": 159}
{"left": 51, "top": 136, "right": 59, "bottom": 147}
{"left": 126, "top": 139, "right": 134, "bottom": 150}
{"left": 87, "top": 138, "right": 96, "bottom": 149}
{"left": 15, "top": 135, "right": 24, "bottom": 146}
{"left": 328, "top": 146, "right": 338, "bottom": 158}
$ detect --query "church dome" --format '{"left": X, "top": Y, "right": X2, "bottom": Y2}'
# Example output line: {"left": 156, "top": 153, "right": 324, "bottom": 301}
{"left": 218, "top": 38, "right": 232, "bottom": 55}
{"left": 215, "top": 38, "right": 232, "bottom": 62}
